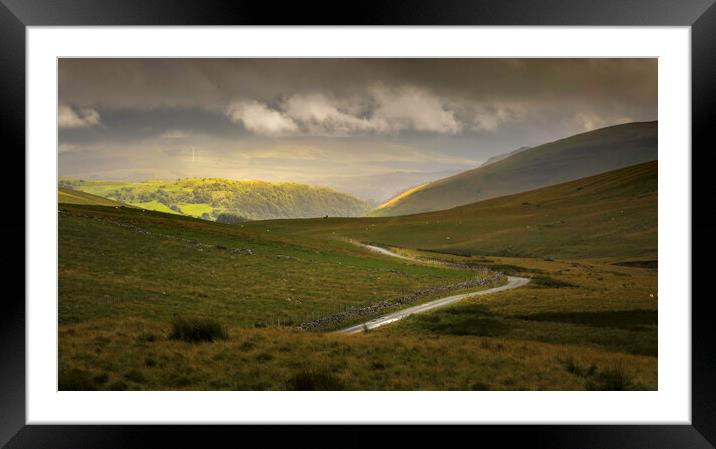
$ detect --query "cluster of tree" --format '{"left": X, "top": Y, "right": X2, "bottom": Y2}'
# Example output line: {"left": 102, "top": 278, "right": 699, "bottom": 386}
{"left": 215, "top": 213, "right": 249, "bottom": 224}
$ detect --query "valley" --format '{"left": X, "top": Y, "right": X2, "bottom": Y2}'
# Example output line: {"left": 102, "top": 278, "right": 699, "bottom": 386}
{"left": 58, "top": 160, "right": 657, "bottom": 390}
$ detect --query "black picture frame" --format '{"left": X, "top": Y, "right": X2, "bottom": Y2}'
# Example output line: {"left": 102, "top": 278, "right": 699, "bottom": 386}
{"left": 1, "top": 1, "right": 711, "bottom": 447}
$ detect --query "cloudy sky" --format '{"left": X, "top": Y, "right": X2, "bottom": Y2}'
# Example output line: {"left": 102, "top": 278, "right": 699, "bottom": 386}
{"left": 58, "top": 58, "right": 657, "bottom": 203}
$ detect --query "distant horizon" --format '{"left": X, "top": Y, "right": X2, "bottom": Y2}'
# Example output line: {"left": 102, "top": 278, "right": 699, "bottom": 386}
{"left": 58, "top": 58, "right": 657, "bottom": 202}
{"left": 58, "top": 119, "right": 656, "bottom": 203}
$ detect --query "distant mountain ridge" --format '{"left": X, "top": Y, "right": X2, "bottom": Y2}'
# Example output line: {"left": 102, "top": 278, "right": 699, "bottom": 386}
{"left": 59, "top": 178, "right": 370, "bottom": 220}
{"left": 479, "top": 146, "right": 531, "bottom": 168}
{"left": 373, "top": 121, "right": 657, "bottom": 217}
{"left": 273, "top": 161, "right": 657, "bottom": 260}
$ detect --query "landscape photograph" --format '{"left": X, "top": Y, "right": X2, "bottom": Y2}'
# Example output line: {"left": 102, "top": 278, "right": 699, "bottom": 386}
{"left": 58, "top": 58, "right": 658, "bottom": 391}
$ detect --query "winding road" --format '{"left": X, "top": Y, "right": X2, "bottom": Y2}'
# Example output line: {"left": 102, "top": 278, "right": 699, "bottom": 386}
{"left": 337, "top": 244, "right": 529, "bottom": 334}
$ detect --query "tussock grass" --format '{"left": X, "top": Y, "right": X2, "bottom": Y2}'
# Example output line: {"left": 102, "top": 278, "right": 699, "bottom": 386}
{"left": 169, "top": 317, "right": 228, "bottom": 343}
{"left": 59, "top": 182, "right": 656, "bottom": 391}
{"left": 59, "top": 368, "right": 99, "bottom": 391}
{"left": 286, "top": 369, "right": 347, "bottom": 391}
{"left": 58, "top": 319, "right": 657, "bottom": 391}
{"left": 586, "top": 365, "right": 642, "bottom": 391}
{"left": 562, "top": 355, "right": 597, "bottom": 378}
{"left": 560, "top": 356, "right": 644, "bottom": 390}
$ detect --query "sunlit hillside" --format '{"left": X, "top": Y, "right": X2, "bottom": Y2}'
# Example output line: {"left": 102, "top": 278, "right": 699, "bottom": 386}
{"left": 59, "top": 178, "right": 370, "bottom": 220}
{"left": 374, "top": 121, "right": 657, "bottom": 216}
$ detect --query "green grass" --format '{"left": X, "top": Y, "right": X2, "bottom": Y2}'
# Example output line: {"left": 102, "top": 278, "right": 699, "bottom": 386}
{"left": 58, "top": 318, "right": 657, "bottom": 390}
{"left": 382, "top": 255, "right": 657, "bottom": 357}
{"left": 374, "top": 121, "right": 656, "bottom": 216}
{"left": 169, "top": 317, "right": 228, "bottom": 342}
{"left": 177, "top": 202, "right": 214, "bottom": 218}
{"left": 286, "top": 369, "right": 347, "bottom": 391}
{"left": 58, "top": 161, "right": 657, "bottom": 390}
{"left": 59, "top": 204, "right": 479, "bottom": 328}
{"left": 245, "top": 161, "right": 657, "bottom": 260}
{"left": 128, "top": 200, "right": 179, "bottom": 214}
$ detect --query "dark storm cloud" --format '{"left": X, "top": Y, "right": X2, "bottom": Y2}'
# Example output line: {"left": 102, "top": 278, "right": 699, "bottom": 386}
{"left": 59, "top": 58, "right": 656, "bottom": 110}
{"left": 58, "top": 58, "right": 656, "bottom": 201}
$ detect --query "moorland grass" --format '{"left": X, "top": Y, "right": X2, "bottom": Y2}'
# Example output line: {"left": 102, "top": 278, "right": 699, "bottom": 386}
{"left": 286, "top": 369, "right": 346, "bottom": 391}
{"left": 384, "top": 253, "right": 657, "bottom": 357}
{"left": 58, "top": 319, "right": 657, "bottom": 391}
{"left": 59, "top": 204, "right": 478, "bottom": 327}
{"left": 58, "top": 180, "right": 657, "bottom": 390}
{"left": 169, "top": 317, "right": 228, "bottom": 342}
{"left": 248, "top": 161, "right": 657, "bottom": 260}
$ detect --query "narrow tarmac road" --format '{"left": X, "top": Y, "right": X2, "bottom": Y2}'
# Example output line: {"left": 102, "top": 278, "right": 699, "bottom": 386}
{"left": 337, "top": 244, "right": 529, "bottom": 334}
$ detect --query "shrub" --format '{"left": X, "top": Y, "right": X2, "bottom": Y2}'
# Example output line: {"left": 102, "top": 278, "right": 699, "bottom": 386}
{"left": 136, "top": 332, "right": 157, "bottom": 343}
{"left": 124, "top": 369, "right": 147, "bottom": 384}
{"left": 93, "top": 372, "right": 109, "bottom": 384}
{"left": 109, "top": 381, "right": 128, "bottom": 391}
{"left": 216, "top": 213, "right": 249, "bottom": 224}
{"left": 238, "top": 341, "right": 255, "bottom": 352}
{"left": 286, "top": 369, "right": 347, "bottom": 391}
{"left": 169, "top": 317, "right": 228, "bottom": 343}
{"left": 587, "top": 365, "right": 638, "bottom": 391}
{"left": 563, "top": 355, "right": 597, "bottom": 378}
{"left": 255, "top": 352, "right": 274, "bottom": 362}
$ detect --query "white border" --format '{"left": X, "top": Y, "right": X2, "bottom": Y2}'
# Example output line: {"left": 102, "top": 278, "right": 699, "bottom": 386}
{"left": 27, "top": 27, "right": 691, "bottom": 424}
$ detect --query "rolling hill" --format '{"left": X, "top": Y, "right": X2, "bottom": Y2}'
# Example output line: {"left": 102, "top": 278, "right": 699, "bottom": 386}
{"left": 58, "top": 178, "right": 370, "bottom": 220}
{"left": 257, "top": 161, "right": 657, "bottom": 259}
{"left": 58, "top": 162, "right": 657, "bottom": 391}
{"left": 58, "top": 187, "right": 128, "bottom": 207}
{"left": 373, "top": 121, "right": 657, "bottom": 217}
{"left": 479, "top": 145, "right": 531, "bottom": 168}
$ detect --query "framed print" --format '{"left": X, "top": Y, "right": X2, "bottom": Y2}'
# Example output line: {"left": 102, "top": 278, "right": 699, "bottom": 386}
{"left": 2, "top": 0, "right": 713, "bottom": 447}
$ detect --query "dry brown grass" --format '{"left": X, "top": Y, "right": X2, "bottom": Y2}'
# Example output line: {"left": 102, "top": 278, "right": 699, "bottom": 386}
{"left": 59, "top": 317, "right": 656, "bottom": 391}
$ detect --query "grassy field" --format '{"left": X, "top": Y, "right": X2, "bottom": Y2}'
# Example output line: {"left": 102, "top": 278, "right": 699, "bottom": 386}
{"left": 59, "top": 319, "right": 656, "bottom": 391}
{"left": 59, "top": 204, "right": 480, "bottom": 328}
{"left": 58, "top": 161, "right": 657, "bottom": 391}
{"left": 246, "top": 161, "right": 657, "bottom": 260}
{"left": 382, "top": 252, "right": 657, "bottom": 357}
{"left": 374, "top": 121, "right": 656, "bottom": 216}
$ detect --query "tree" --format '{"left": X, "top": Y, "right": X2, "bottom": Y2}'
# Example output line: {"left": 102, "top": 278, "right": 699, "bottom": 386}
{"left": 216, "top": 213, "right": 248, "bottom": 224}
